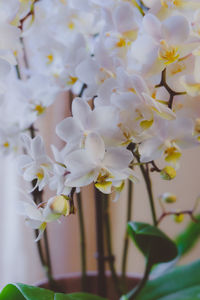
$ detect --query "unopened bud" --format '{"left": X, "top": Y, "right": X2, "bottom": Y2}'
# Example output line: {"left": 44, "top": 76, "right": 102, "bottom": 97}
{"left": 160, "top": 166, "right": 176, "bottom": 180}
{"left": 160, "top": 192, "right": 177, "bottom": 204}
{"left": 50, "top": 195, "right": 72, "bottom": 216}
{"left": 174, "top": 213, "right": 184, "bottom": 223}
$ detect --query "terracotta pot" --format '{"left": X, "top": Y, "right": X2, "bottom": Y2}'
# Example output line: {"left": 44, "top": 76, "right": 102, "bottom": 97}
{"left": 37, "top": 271, "right": 140, "bottom": 300}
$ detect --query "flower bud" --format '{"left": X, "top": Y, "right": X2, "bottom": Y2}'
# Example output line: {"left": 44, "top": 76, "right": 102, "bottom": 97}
{"left": 160, "top": 166, "right": 176, "bottom": 180}
{"left": 160, "top": 192, "right": 177, "bottom": 204}
{"left": 174, "top": 213, "right": 184, "bottom": 223}
{"left": 50, "top": 195, "right": 72, "bottom": 216}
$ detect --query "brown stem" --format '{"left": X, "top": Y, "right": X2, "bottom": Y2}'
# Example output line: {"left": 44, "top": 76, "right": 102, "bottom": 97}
{"left": 157, "top": 210, "right": 199, "bottom": 225}
{"left": 155, "top": 68, "right": 186, "bottom": 109}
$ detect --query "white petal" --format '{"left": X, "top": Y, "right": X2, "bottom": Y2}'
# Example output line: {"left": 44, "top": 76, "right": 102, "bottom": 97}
{"left": 76, "top": 58, "right": 99, "bottom": 85}
{"left": 143, "top": 13, "right": 161, "bottom": 41}
{"left": 31, "top": 136, "right": 45, "bottom": 159}
{"left": 103, "top": 147, "right": 133, "bottom": 170}
{"left": 56, "top": 117, "right": 82, "bottom": 143}
{"left": 85, "top": 132, "right": 105, "bottom": 162}
{"left": 65, "top": 149, "right": 94, "bottom": 171}
{"left": 66, "top": 169, "right": 97, "bottom": 187}
{"left": 72, "top": 97, "right": 92, "bottom": 128}
{"left": 0, "top": 58, "right": 10, "bottom": 79}
{"left": 162, "top": 15, "right": 190, "bottom": 44}
{"left": 113, "top": 2, "right": 137, "bottom": 33}
{"left": 139, "top": 138, "right": 163, "bottom": 162}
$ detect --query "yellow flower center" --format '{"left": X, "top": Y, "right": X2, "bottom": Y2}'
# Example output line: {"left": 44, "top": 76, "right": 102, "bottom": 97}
{"left": 68, "top": 21, "right": 75, "bottom": 30}
{"left": 46, "top": 54, "right": 54, "bottom": 65}
{"left": 36, "top": 172, "right": 44, "bottom": 181}
{"left": 116, "top": 37, "right": 126, "bottom": 48}
{"left": 3, "top": 142, "right": 10, "bottom": 148}
{"left": 164, "top": 145, "right": 181, "bottom": 163}
{"left": 34, "top": 104, "right": 46, "bottom": 116}
{"left": 159, "top": 40, "right": 180, "bottom": 65}
{"left": 67, "top": 76, "right": 78, "bottom": 86}
{"left": 161, "top": 0, "right": 182, "bottom": 8}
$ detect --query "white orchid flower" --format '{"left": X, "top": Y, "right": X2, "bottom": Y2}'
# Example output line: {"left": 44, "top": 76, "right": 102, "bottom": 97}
{"left": 56, "top": 97, "right": 123, "bottom": 150}
{"left": 17, "top": 135, "right": 53, "bottom": 191}
{"left": 139, "top": 116, "right": 199, "bottom": 167}
{"left": 64, "top": 132, "right": 136, "bottom": 194}
{"left": 130, "top": 13, "right": 196, "bottom": 76}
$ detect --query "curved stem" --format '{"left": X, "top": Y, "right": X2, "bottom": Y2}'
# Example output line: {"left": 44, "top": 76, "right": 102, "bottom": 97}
{"left": 124, "top": 258, "right": 152, "bottom": 300}
{"left": 77, "top": 191, "right": 87, "bottom": 291}
{"left": 103, "top": 195, "right": 123, "bottom": 296}
{"left": 121, "top": 180, "right": 134, "bottom": 283}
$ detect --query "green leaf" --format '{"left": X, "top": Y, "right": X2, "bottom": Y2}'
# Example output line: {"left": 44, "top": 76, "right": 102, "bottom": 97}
{"left": 175, "top": 215, "right": 200, "bottom": 256}
{"left": 55, "top": 293, "right": 107, "bottom": 300}
{"left": 0, "top": 283, "right": 54, "bottom": 300}
{"left": 127, "top": 222, "right": 178, "bottom": 266}
{"left": 0, "top": 284, "right": 107, "bottom": 300}
{"left": 136, "top": 260, "right": 200, "bottom": 300}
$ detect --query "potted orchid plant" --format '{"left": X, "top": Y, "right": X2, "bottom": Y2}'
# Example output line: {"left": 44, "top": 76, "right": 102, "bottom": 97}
{"left": 1, "top": 0, "right": 200, "bottom": 299}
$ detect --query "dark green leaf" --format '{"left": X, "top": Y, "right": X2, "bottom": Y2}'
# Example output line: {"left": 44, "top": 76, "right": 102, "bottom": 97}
{"left": 0, "top": 284, "right": 107, "bottom": 300}
{"left": 176, "top": 215, "right": 200, "bottom": 256}
{"left": 136, "top": 260, "right": 200, "bottom": 300}
{"left": 128, "top": 222, "right": 178, "bottom": 266}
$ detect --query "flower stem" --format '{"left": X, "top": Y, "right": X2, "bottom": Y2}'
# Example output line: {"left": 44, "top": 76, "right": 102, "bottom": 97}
{"left": 121, "top": 180, "right": 134, "bottom": 284}
{"left": 77, "top": 191, "right": 87, "bottom": 291}
{"left": 134, "top": 153, "right": 157, "bottom": 226}
{"left": 103, "top": 195, "right": 123, "bottom": 296}
{"left": 94, "top": 187, "right": 107, "bottom": 297}
{"left": 124, "top": 257, "right": 152, "bottom": 300}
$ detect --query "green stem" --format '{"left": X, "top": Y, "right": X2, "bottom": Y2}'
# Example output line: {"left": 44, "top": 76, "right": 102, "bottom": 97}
{"left": 43, "top": 229, "right": 53, "bottom": 283}
{"left": 121, "top": 180, "right": 134, "bottom": 283}
{"left": 95, "top": 188, "right": 107, "bottom": 297}
{"left": 134, "top": 153, "right": 157, "bottom": 226}
{"left": 103, "top": 195, "right": 123, "bottom": 296}
{"left": 124, "top": 258, "right": 152, "bottom": 300}
{"left": 77, "top": 191, "right": 87, "bottom": 291}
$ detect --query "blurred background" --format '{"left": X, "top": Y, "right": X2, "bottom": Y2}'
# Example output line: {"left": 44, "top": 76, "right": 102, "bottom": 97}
{"left": 0, "top": 93, "right": 200, "bottom": 288}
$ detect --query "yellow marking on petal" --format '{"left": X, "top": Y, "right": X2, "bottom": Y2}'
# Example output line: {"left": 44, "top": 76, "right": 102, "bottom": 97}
{"left": 115, "top": 181, "right": 125, "bottom": 193}
{"left": 161, "top": 0, "right": 182, "bottom": 8}
{"left": 116, "top": 37, "right": 126, "bottom": 48}
{"left": 123, "top": 30, "right": 137, "bottom": 41}
{"left": 46, "top": 54, "right": 54, "bottom": 65}
{"left": 68, "top": 22, "right": 75, "bottom": 30}
{"left": 3, "top": 142, "right": 9, "bottom": 148}
{"left": 128, "top": 87, "right": 136, "bottom": 93}
{"left": 34, "top": 104, "right": 46, "bottom": 116}
{"left": 170, "top": 62, "right": 186, "bottom": 75}
{"left": 151, "top": 106, "right": 175, "bottom": 120}
{"left": 159, "top": 40, "right": 180, "bottom": 65}
{"left": 95, "top": 181, "right": 112, "bottom": 193}
{"left": 118, "top": 123, "right": 132, "bottom": 145}
{"left": 140, "top": 119, "right": 153, "bottom": 130}
{"left": 67, "top": 76, "right": 78, "bottom": 86}
{"left": 39, "top": 222, "right": 47, "bottom": 231}
{"left": 164, "top": 147, "right": 181, "bottom": 164}
{"left": 36, "top": 172, "right": 44, "bottom": 181}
